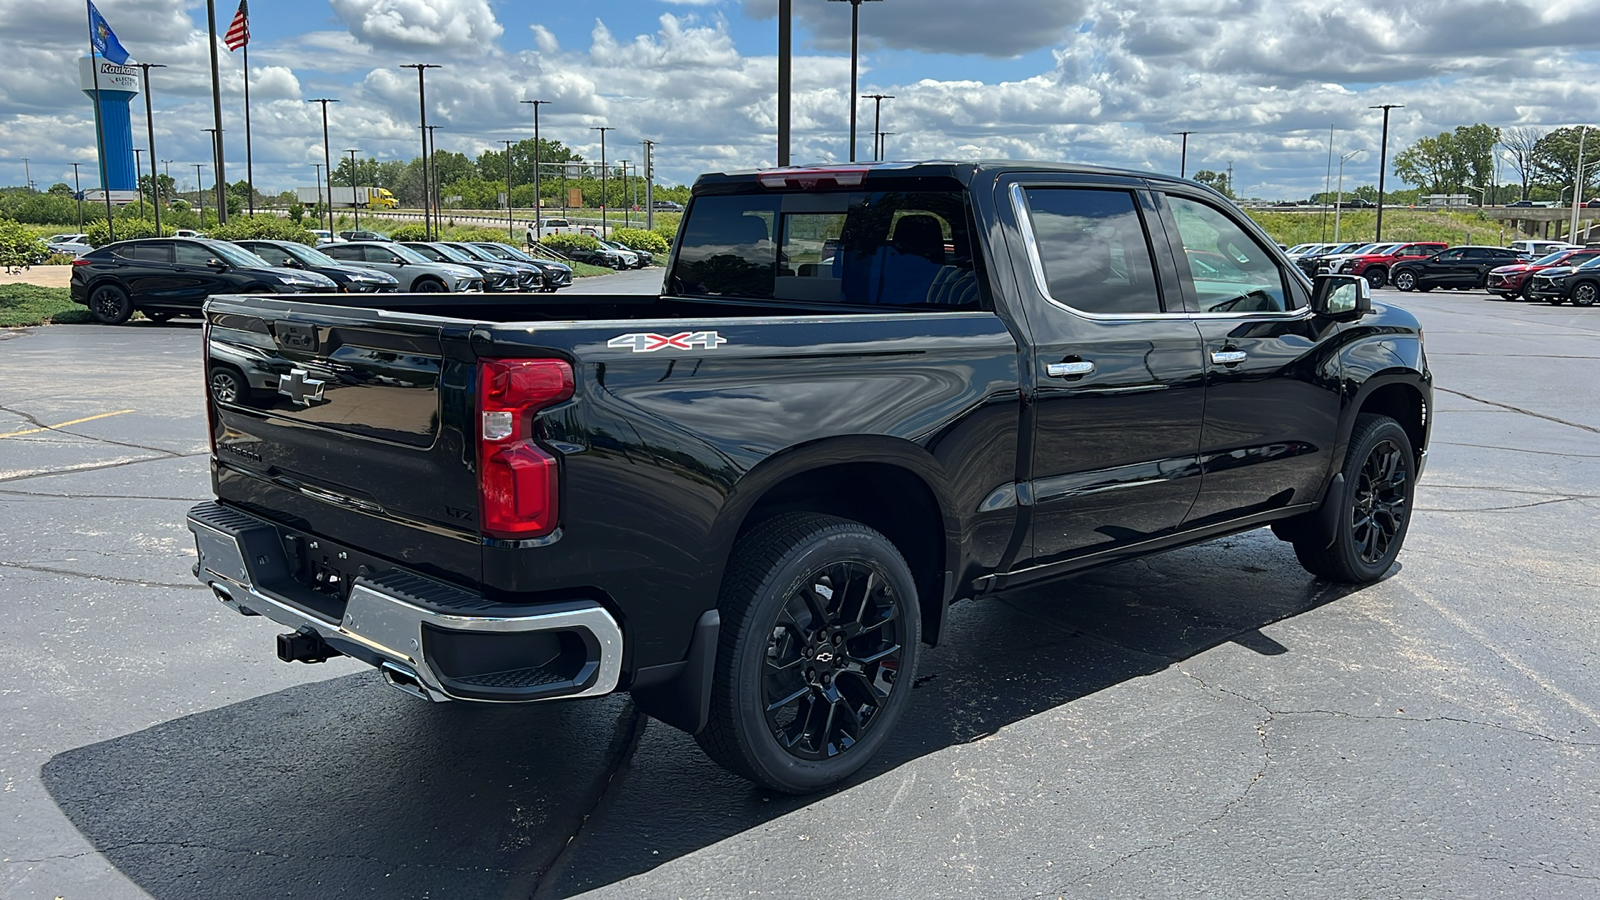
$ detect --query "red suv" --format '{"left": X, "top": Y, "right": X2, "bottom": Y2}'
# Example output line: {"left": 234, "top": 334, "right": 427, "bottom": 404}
{"left": 1486, "top": 248, "right": 1600, "bottom": 300}
{"left": 1331, "top": 242, "right": 1448, "bottom": 289}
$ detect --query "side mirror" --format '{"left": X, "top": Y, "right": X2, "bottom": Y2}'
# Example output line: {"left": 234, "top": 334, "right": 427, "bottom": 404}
{"left": 206, "top": 258, "right": 229, "bottom": 270}
{"left": 389, "top": 256, "right": 407, "bottom": 266}
{"left": 1312, "top": 274, "right": 1370, "bottom": 319}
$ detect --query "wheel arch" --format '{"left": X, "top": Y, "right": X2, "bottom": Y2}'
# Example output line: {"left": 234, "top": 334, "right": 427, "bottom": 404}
{"left": 1336, "top": 371, "right": 1431, "bottom": 482}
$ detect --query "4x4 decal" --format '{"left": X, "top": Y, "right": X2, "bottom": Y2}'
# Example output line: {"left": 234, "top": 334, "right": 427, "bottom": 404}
{"left": 607, "top": 331, "right": 728, "bottom": 352}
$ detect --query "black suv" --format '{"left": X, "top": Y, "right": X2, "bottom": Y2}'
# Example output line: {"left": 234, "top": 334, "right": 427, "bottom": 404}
{"left": 1390, "top": 246, "right": 1521, "bottom": 291}
{"left": 69, "top": 238, "right": 337, "bottom": 324}
{"left": 231, "top": 239, "right": 400, "bottom": 293}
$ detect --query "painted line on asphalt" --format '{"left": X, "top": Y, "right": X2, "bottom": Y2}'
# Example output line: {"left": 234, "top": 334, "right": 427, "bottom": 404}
{"left": 0, "top": 409, "right": 136, "bottom": 440}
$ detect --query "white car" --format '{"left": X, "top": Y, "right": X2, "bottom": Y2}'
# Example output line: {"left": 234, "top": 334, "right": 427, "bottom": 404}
{"left": 1508, "top": 239, "right": 1577, "bottom": 260}
{"left": 46, "top": 233, "right": 93, "bottom": 257}
{"left": 307, "top": 229, "right": 345, "bottom": 246}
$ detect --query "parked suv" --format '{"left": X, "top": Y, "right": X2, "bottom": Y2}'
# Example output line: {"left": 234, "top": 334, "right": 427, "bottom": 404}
{"left": 400, "top": 241, "right": 525, "bottom": 292}
{"left": 1294, "top": 241, "right": 1367, "bottom": 279}
{"left": 1333, "top": 242, "right": 1449, "bottom": 288}
{"left": 230, "top": 239, "right": 401, "bottom": 294}
{"left": 467, "top": 241, "right": 574, "bottom": 291}
{"left": 320, "top": 241, "right": 483, "bottom": 292}
{"left": 1529, "top": 255, "right": 1600, "bottom": 306}
{"left": 69, "top": 237, "right": 336, "bottom": 325}
{"left": 1508, "top": 239, "right": 1576, "bottom": 260}
{"left": 1390, "top": 246, "right": 1521, "bottom": 291}
{"left": 438, "top": 241, "right": 550, "bottom": 292}
{"left": 1485, "top": 248, "right": 1600, "bottom": 300}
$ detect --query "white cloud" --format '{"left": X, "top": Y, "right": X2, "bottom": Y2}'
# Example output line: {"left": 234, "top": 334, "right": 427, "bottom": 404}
{"left": 328, "top": 0, "right": 504, "bottom": 55}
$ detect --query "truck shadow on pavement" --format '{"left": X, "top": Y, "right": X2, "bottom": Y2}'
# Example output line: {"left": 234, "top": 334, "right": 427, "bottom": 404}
{"left": 43, "top": 531, "right": 1365, "bottom": 899}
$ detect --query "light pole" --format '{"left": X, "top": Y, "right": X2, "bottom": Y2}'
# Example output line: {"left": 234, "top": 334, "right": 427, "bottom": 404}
{"left": 1569, "top": 125, "right": 1588, "bottom": 244}
{"left": 401, "top": 64, "right": 441, "bottom": 239}
{"left": 133, "top": 63, "right": 167, "bottom": 234}
{"left": 618, "top": 160, "right": 630, "bottom": 228}
{"left": 1370, "top": 103, "right": 1404, "bottom": 241}
{"left": 203, "top": 128, "right": 223, "bottom": 221}
{"left": 827, "top": 0, "right": 882, "bottom": 162}
{"left": 1333, "top": 149, "right": 1364, "bottom": 241}
{"left": 864, "top": 94, "right": 893, "bottom": 161}
{"left": 642, "top": 139, "right": 656, "bottom": 230}
{"left": 194, "top": 163, "right": 207, "bottom": 226}
{"left": 592, "top": 126, "right": 614, "bottom": 235}
{"left": 346, "top": 149, "right": 360, "bottom": 230}
{"left": 204, "top": 0, "right": 227, "bottom": 223}
{"left": 778, "top": 0, "right": 791, "bottom": 166}
{"left": 877, "top": 132, "right": 895, "bottom": 160}
{"left": 500, "top": 139, "right": 515, "bottom": 241}
{"left": 132, "top": 148, "right": 144, "bottom": 217}
{"left": 70, "top": 162, "right": 84, "bottom": 232}
{"left": 1173, "top": 131, "right": 1195, "bottom": 178}
{"left": 21, "top": 158, "right": 30, "bottom": 191}
{"left": 520, "top": 99, "right": 551, "bottom": 232}
{"left": 425, "top": 125, "right": 441, "bottom": 223}
{"left": 308, "top": 98, "right": 339, "bottom": 237}
{"left": 312, "top": 163, "right": 323, "bottom": 231}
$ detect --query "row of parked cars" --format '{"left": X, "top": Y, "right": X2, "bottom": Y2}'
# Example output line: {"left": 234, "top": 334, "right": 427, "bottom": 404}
{"left": 67, "top": 236, "right": 577, "bottom": 326}
{"left": 1283, "top": 238, "right": 1600, "bottom": 305}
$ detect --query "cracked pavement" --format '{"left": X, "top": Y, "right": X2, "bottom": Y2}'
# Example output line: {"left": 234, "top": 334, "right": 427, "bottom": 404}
{"left": 3, "top": 284, "right": 1598, "bottom": 899}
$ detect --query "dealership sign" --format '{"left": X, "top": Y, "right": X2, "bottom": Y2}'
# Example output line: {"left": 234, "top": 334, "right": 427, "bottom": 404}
{"left": 78, "top": 57, "right": 140, "bottom": 93}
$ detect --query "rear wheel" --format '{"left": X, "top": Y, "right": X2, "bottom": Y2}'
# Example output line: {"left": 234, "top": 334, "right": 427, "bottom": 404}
{"left": 1363, "top": 268, "right": 1387, "bottom": 290}
{"left": 1572, "top": 282, "right": 1598, "bottom": 307}
{"left": 697, "top": 513, "right": 920, "bottom": 793}
{"left": 1392, "top": 270, "right": 1417, "bottom": 292}
{"left": 1293, "top": 414, "right": 1415, "bottom": 584}
{"left": 89, "top": 284, "right": 133, "bottom": 325}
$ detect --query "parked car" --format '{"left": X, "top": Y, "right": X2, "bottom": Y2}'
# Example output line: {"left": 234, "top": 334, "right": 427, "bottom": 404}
{"left": 1390, "top": 245, "right": 1522, "bottom": 291}
{"left": 467, "top": 241, "right": 574, "bottom": 291}
{"left": 400, "top": 241, "right": 524, "bottom": 292}
{"left": 1294, "top": 241, "right": 1368, "bottom": 279}
{"left": 46, "top": 233, "right": 93, "bottom": 257}
{"left": 339, "top": 230, "right": 391, "bottom": 242}
{"left": 229, "top": 239, "right": 401, "bottom": 294}
{"left": 438, "top": 241, "right": 552, "bottom": 292}
{"left": 1311, "top": 242, "right": 1395, "bottom": 277}
{"left": 596, "top": 238, "right": 648, "bottom": 268}
{"left": 1508, "top": 239, "right": 1577, "bottom": 260}
{"left": 1332, "top": 242, "right": 1449, "bottom": 289}
{"left": 307, "top": 229, "right": 344, "bottom": 245}
{"left": 1284, "top": 243, "right": 1334, "bottom": 260}
{"left": 1530, "top": 255, "right": 1600, "bottom": 306}
{"left": 560, "top": 240, "right": 631, "bottom": 269}
{"left": 68, "top": 237, "right": 336, "bottom": 325}
{"left": 320, "top": 241, "right": 483, "bottom": 292}
{"left": 172, "top": 229, "right": 204, "bottom": 239}
{"left": 1485, "top": 248, "right": 1600, "bottom": 301}
{"left": 527, "top": 218, "right": 579, "bottom": 242}
{"left": 190, "top": 159, "right": 1430, "bottom": 794}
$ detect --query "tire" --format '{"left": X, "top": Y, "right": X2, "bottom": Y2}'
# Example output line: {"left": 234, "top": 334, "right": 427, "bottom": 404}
{"left": 1293, "top": 414, "right": 1416, "bottom": 584}
{"left": 696, "top": 513, "right": 921, "bottom": 794}
{"left": 1392, "top": 270, "right": 1417, "bottom": 292}
{"left": 1364, "top": 268, "right": 1387, "bottom": 290}
{"left": 1548, "top": 293, "right": 1566, "bottom": 306}
{"left": 208, "top": 364, "right": 249, "bottom": 406}
{"left": 413, "top": 277, "right": 447, "bottom": 293}
{"left": 1518, "top": 283, "right": 1534, "bottom": 302}
{"left": 1572, "top": 282, "right": 1598, "bottom": 307}
{"left": 142, "top": 310, "right": 176, "bottom": 323}
{"left": 89, "top": 284, "right": 133, "bottom": 325}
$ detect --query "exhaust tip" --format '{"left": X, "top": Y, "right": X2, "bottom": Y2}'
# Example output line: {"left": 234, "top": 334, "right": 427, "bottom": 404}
{"left": 381, "top": 662, "right": 446, "bottom": 703}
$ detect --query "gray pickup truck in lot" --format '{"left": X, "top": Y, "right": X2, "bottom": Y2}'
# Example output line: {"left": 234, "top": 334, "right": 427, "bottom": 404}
{"left": 189, "top": 160, "right": 1430, "bottom": 792}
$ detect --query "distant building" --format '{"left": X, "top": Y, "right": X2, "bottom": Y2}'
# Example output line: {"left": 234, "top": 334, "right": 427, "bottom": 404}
{"left": 1422, "top": 194, "right": 1473, "bottom": 207}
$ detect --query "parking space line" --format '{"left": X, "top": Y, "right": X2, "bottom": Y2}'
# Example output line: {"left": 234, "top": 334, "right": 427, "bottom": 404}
{"left": 0, "top": 409, "right": 136, "bottom": 439}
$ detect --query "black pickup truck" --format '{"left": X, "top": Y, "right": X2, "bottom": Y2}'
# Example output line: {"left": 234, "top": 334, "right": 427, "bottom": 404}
{"left": 188, "top": 161, "right": 1431, "bottom": 792}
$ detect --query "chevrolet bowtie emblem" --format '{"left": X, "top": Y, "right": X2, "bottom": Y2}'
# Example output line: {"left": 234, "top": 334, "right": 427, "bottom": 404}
{"left": 278, "top": 368, "right": 327, "bottom": 407}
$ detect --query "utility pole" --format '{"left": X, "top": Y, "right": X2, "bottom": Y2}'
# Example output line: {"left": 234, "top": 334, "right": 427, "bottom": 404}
{"left": 1570, "top": 125, "right": 1588, "bottom": 244}
{"left": 346, "top": 149, "right": 360, "bottom": 230}
{"left": 642, "top": 139, "right": 656, "bottom": 230}
{"left": 1334, "top": 149, "right": 1364, "bottom": 242}
{"left": 308, "top": 98, "right": 339, "bottom": 238}
{"left": 618, "top": 160, "right": 630, "bottom": 228}
{"left": 520, "top": 99, "right": 551, "bottom": 233}
{"left": 865, "top": 94, "right": 893, "bottom": 161}
{"left": 132, "top": 148, "right": 143, "bottom": 215}
{"left": 501, "top": 139, "right": 515, "bottom": 241}
{"left": 21, "top": 158, "right": 30, "bottom": 191}
{"left": 426, "top": 125, "right": 441, "bottom": 226}
{"left": 312, "top": 163, "right": 323, "bottom": 231}
{"left": 1173, "top": 131, "right": 1194, "bottom": 178}
{"left": 1370, "top": 103, "right": 1404, "bottom": 242}
{"left": 401, "top": 64, "right": 441, "bottom": 238}
{"left": 70, "top": 162, "right": 84, "bottom": 232}
{"left": 133, "top": 63, "right": 167, "bottom": 234}
{"left": 777, "top": 0, "right": 791, "bottom": 166}
{"left": 592, "top": 126, "right": 614, "bottom": 235}
{"left": 205, "top": 0, "right": 227, "bottom": 223}
{"left": 878, "top": 132, "right": 895, "bottom": 160}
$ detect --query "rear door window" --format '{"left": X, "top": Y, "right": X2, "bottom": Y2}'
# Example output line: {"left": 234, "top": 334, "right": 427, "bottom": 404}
{"left": 127, "top": 242, "right": 173, "bottom": 264}
{"left": 1018, "top": 187, "right": 1166, "bottom": 315}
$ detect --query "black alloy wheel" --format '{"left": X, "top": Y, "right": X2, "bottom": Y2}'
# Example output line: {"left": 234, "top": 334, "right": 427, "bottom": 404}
{"left": 1293, "top": 413, "right": 1415, "bottom": 583}
{"left": 208, "top": 365, "right": 247, "bottom": 405}
{"left": 1364, "top": 268, "right": 1386, "bottom": 290}
{"left": 89, "top": 284, "right": 133, "bottom": 325}
{"left": 1573, "top": 282, "right": 1598, "bottom": 307}
{"left": 1518, "top": 282, "right": 1535, "bottom": 301}
{"left": 1393, "top": 270, "right": 1417, "bottom": 292}
{"left": 698, "top": 513, "right": 920, "bottom": 793}
{"left": 413, "top": 277, "right": 446, "bottom": 293}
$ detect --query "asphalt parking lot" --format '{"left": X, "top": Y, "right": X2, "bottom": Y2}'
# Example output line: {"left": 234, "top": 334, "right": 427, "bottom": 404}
{"left": 2, "top": 279, "right": 1597, "bottom": 899}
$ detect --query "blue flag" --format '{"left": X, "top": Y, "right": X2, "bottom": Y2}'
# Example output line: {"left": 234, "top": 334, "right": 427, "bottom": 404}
{"left": 88, "top": 2, "right": 131, "bottom": 65}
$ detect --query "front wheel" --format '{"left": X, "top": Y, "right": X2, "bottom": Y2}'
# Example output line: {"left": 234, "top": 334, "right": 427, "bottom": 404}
{"left": 696, "top": 513, "right": 920, "bottom": 794}
{"left": 1572, "top": 282, "right": 1598, "bottom": 307}
{"left": 413, "top": 277, "right": 447, "bottom": 293}
{"left": 1293, "top": 414, "right": 1415, "bottom": 584}
{"left": 1392, "top": 270, "right": 1417, "bottom": 292}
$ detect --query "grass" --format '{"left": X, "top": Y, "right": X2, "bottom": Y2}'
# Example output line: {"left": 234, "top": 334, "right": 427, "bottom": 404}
{"left": 1245, "top": 208, "right": 1516, "bottom": 247}
{"left": 0, "top": 284, "right": 88, "bottom": 327}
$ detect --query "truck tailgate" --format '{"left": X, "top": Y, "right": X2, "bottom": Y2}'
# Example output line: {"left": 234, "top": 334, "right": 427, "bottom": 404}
{"left": 205, "top": 298, "right": 484, "bottom": 585}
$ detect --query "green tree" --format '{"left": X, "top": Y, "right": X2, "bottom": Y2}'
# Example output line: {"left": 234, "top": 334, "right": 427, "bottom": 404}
{"left": 47, "top": 183, "right": 73, "bottom": 196}
{"left": 1192, "top": 170, "right": 1232, "bottom": 198}
{"left": 1393, "top": 134, "right": 1466, "bottom": 195}
{"left": 1531, "top": 126, "right": 1600, "bottom": 200}
{"left": 0, "top": 218, "right": 49, "bottom": 272}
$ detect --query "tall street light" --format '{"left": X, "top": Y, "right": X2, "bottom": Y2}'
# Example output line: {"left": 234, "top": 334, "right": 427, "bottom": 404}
{"left": 1173, "top": 131, "right": 1195, "bottom": 178}
{"left": 309, "top": 98, "right": 339, "bottom": 238}
{"left": 194, "top": 163, "right": 208, "bottom": 226}
{"left": 312, "top": 163, "right": 324, "bottom": 231}
{"left": 346, "top": 149, "right": 360, "bottom": 231}
{"left": 500, "top": 139, "right": 515, "bottom": 241}
{"left": 426, "top": 125, "right": 441, "bottom": 226}
{"left": 520, "top": 99, "right": 551, "bottom": 232}
{"left": 592, "top": 126, "right": 614, "bottom": 235}
{"left": 133, "top": 148, "right": 143, "bottom": 216}
{"left": 1370, "top": 103, "right": 1404, "bottom": 241}
{"left": 133, "top": 63, "right": 167, "bottom": 235}
{"left": 70, "top": 162, "right": 84, "bottom": 232}
{"left": 202, "top": 128, "right": 223, "bottom": 221}
{"left": 642, "top": 139, "right": 656, "bottom": 230}
{"left": 827, "top": 0, "right": 882, "bottom": 162}
{"left": 865, "top": 94, "right": 893, "bottom": 161}
{"left": 777, "top": 0, "right": 791, "bottom": 166}
{"left": 878, "top": 132, "right": 895, "bottom": 160}
{"left": 1333, "top": 149, "right": 1364, "bottom": 242}
{"left": 401, "top": 64, "right": 441, "bottom": 239}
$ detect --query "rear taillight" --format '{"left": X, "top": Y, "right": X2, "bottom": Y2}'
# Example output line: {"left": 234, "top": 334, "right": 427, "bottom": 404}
{"left": 71, "top": 258, "right": 92, "bottom": 266}
{"left": 477, "top": 359, "right": 574, "bottom": 539}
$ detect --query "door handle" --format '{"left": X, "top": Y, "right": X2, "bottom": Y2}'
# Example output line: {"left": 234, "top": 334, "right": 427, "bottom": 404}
{"left": 1046, "top": 360, "right": 1096, "bottom": 378}
{"left": 1210, "top": 350, "right": 1248, "bottom": 366}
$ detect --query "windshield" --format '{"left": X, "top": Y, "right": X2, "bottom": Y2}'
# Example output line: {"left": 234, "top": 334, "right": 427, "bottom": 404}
{"left": 1349, "top": 244, "right": 1381, "bottom": 254}
{"left": 1532, "top": 251, "right": 1572, "bottom": 266}
{"left": 445, "top": 243, "right": 495, "bottom": 262}
{"left": 473, "top": 243, "right": 520, "bottom": 261}
{"left": 279, "top": 243, "right": 340, "bottom": 267}
{"left": 386, "top": 243, "right": 434, "bottom": 265}
{"left": 427, "top": 243, "right": 476, "bottom": 263}
{"left": 204, "top": 241, "right": 272, "bottom": 268}
{"left": 1576, "top": 255, "right": 1600, "bottom": 270}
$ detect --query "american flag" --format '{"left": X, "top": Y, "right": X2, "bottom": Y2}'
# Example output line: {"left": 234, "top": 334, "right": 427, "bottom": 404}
{"left": 224, "top": 0, "right": 249, "bottom": 51}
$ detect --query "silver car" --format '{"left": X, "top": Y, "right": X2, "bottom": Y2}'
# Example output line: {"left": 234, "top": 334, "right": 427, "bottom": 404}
{"left": 319, "top": 241, "right": 483, "bottom": 292}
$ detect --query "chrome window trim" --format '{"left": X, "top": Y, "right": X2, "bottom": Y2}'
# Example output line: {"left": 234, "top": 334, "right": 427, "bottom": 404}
{"left": 1009, "top": 182, "right": 1313, "bottom": 323}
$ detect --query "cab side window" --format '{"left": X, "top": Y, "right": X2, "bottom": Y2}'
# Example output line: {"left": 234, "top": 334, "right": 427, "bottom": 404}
{"left": 323, "top": 245, "right": 359, "bottom": 261}
{"left": 1166, "top": 196, "right": 1291, "bottom": 313}
{"left": 174, "top": 243, "right": 215, "bottom": 266}
{"left": 127, "top": 242, "right": 173, "bottom": 264}
{"left": 1021, "top": 188, "right": 1165, "bottom": 315}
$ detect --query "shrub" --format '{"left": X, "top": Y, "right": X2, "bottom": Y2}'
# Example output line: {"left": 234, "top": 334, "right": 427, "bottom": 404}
{"left": 287, "top": 203, "right": 305, "bottom": 224}
{"left": 447, "top": 226, "right": 517, "bottom": 244}
{"left": 541, "top": 232, "right": 601, "bottom": 254}
{"left": 388, "top": 224, "right": 428, "bottom": 242}
{"left": 0, "top": 219, "right": 49, "bottom": 272}
{"left": 207, "top": 214, "right": 316, "bottom": 245}
{"left": 610, "top": 227, "right": 669, "bottom": 256}
{"left": 85, "top": 216, "right": 172, "bottom": 247}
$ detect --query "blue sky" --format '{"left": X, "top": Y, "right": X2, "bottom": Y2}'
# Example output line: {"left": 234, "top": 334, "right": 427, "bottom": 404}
{"left": 2, "top": 0, "right": 1599, "bottom": 199}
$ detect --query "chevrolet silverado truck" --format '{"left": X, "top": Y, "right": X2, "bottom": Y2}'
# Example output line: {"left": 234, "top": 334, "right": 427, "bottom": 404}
{"left": 188, "top": 161, "right": 1431, "bottom": 793}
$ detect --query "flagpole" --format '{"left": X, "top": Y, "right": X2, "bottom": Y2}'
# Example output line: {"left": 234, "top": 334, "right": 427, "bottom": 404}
{"left": 242, "top": 36, "right": 253, "bottom": 215}
{"left": 85, "top": 0, "right": 114, "bottom": 241}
